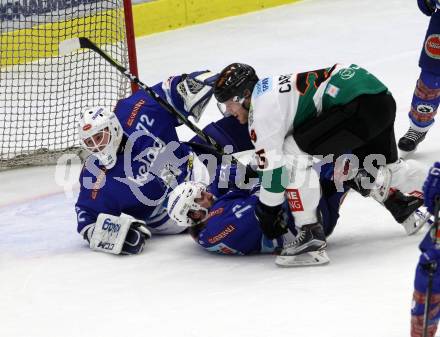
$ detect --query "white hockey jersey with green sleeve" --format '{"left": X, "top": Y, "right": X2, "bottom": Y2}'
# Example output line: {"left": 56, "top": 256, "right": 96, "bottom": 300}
{"left": 249, "top": 63, "right": 388, "bottom": 207}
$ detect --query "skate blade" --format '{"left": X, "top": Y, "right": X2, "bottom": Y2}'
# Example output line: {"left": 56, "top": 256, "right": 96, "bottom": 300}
{"left": 275, "top": 250, "right": 330, "bottom": 267}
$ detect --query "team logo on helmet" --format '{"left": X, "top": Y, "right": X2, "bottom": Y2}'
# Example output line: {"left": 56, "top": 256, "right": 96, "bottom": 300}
{"left": 82, "top": 124, "right": 92, "bottom": 131}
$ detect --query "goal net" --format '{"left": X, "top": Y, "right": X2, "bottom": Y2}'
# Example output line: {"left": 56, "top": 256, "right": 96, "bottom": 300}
{"left": 0, "top": 0, "right": 137, "bottom": 169}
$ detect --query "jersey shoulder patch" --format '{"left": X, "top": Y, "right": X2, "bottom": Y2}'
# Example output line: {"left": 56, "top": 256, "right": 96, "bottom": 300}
{"left": 253, "top": 77, "right": 273, "bottom": 98}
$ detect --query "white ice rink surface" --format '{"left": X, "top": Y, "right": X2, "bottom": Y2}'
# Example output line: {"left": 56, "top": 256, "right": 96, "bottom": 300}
{"left": 1, "top": 0, "right": 439, "bottom": 336}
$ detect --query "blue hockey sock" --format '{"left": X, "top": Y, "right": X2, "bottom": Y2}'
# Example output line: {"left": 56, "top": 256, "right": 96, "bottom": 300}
{"left": 409, "top": 70, "right": 440, "bottom": 130}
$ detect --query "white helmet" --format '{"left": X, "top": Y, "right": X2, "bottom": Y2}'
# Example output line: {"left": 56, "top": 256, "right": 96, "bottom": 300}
{"left": 167, "top": 181, "right": 209, "bottom": 227}
{"left": 78, "top": 106, "right": 123, "bottom": 169}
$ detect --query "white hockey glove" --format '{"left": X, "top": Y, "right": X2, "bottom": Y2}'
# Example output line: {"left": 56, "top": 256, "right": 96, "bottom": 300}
{"left": 83, "top": 213, "right": 151, "bottom": 255}
{"left": 176, "top": 70, "right": 218, "bottom": 122}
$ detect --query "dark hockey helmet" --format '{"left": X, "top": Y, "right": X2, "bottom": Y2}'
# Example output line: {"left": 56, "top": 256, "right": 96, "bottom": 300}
{"left": 214, "top": 63, "right": 259, "bottom": 103}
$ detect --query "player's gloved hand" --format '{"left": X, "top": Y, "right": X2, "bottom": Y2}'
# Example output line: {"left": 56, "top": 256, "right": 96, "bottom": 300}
{"left": 423, "top": 162, "right": 440, "bottom": 214}
{"left": 177, "top": 70, "right": 219, "bottom": 122}
{"left": 418, "top": 0, "right": 438, "bottom": 16}
{"left": 420, "top": 248, "right": 440, "bottom": 272}
{"left": 121, "top": 222, "right": 152, "bottom": 255}
{"left": 414, "top": 247, "right": 440, "bottom": 296}
{"left": 254, "top": 200, "right": 288, "bottom": 239}
{"left": 85, "top": 214, "right": 152, "bottom": 255}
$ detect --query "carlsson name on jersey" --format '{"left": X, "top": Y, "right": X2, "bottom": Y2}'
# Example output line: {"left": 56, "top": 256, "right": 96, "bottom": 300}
{"left": 425, "top": 34, "right": 440, "bottom": 59}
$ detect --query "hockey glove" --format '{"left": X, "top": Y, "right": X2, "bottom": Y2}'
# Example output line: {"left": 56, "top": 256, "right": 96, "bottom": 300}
{"left": 254, "top": 200, "right": 288, "bottom": 239}
{"left": 418, "top": 0, "right": 438, "bottom": 16}
{"left": 85, "top": 213, "right": 151, "bottom": 255}
{"left": 177, "top": 71, "right": 219, "bottom": 122}
{"left": 423, "top": 162, "right": 440, "bottom": 214}
{"left": 414, "top": 248, "right": 440, "bottom": 295}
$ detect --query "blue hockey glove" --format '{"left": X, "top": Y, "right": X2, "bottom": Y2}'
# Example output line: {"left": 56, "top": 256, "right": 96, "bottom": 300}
{"left": 255, "top": 200, "right": 288, "bottom": 239}
{"left": 84, "top": 214, "right": 152, "bottom": 255}
{"left": 418, "top": 0, "right": 438, "bottom": 16}
{"left": 177, "top": 70, "right": 219, "bottom": 122}
{"left": 121, "top": 223, "right": 151, "bottom": 255}
{"left": 423, "top": 162, "right": 440, "bottom": 214}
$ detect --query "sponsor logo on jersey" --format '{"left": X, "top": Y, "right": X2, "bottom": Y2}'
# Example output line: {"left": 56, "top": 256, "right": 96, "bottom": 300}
{"left": 204, "top": 207, "right": 224, "bottom": 222}
{"left": 286, "top": 188, "right": 304, "bottom": 212}
{"left": 425, "top": 34, "right": 440, "bottom": 59}
{"left": 254, "top": 77, "right": 272, "bottom": 97}
{"left": 127, "top": 99, "right": 146, "bottom": 127}
{"left": 91, "top": 167, "right": 107, "bottom": 200}
{"left": 325, "top": 84, "right": 340, "bottom": 98}
{"left": 208, "top": 224, "right": 236, "bottom": 244}
{"left": 339, "top": 68, "right": 356, "bottom": 80}
{"left": 250, "top": 129, "right": 257, "bottom": 142}
{"left": 206, "top": 242, "right": 241, "bottom": 255}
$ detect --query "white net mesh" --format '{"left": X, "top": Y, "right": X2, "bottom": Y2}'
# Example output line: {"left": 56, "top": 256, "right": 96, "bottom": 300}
{"left": 0, "top": 0, "right": 132, "bottom": 169}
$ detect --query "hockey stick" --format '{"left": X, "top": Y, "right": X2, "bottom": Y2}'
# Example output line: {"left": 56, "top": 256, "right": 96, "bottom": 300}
{"left": 58, "top": 37, "right": 224, "bottom": 156}
{"left": 423, "top": 195, "right": 440, "bottom": 337}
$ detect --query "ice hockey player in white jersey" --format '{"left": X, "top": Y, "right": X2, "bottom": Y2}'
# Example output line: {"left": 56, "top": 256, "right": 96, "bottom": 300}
{"left": 213, "top": 63, "right": 426, "bottom": 265}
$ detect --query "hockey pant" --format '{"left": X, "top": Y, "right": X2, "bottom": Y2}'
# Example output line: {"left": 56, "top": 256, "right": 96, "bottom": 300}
{"left": 292, "top": 92, "right": 425, "bottom": 196}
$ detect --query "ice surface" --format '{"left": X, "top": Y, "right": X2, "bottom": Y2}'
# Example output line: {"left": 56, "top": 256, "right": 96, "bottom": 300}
{"left": 1, "top": 0, "right": 438, "bottom": 336}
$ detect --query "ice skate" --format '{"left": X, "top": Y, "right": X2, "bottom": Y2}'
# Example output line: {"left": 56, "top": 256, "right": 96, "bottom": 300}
{"left": 275, "top": 223, "right": 329, "bottom": 267}
{"left": 398, "top": 127, "right": 427, "bottom": 156}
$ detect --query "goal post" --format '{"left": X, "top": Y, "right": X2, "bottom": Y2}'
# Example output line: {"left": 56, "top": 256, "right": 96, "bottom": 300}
{"left": 0, "top": 0, "right": 138, "bottom": 169}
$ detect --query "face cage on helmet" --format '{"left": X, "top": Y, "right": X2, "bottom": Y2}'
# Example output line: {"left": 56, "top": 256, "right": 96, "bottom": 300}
{"left": 216, "top": 96, "right": 245, "bottom": 117}
{"left": 82, "top": 127, "right": 112, "bottom": 154}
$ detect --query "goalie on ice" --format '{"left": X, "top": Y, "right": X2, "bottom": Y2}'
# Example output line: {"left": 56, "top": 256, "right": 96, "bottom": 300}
{"left": 74, "top": 70, "right": 245, "bottom": 255}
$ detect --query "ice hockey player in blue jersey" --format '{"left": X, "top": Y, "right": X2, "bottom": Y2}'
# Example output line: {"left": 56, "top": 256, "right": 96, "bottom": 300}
{"left": 399, "top": 0, "right": 440, "bottom": 153}
{"left": 168, "top": 166, "right": 382, "bottom": 266}
{"left": 75, "top": 70, "right": 222, "bottom": 255}
{"left": 167, "top": 158, "right": 428, "bottom": 267}
{"left": 411, "top": 162, "right": 440, "bottom": 337}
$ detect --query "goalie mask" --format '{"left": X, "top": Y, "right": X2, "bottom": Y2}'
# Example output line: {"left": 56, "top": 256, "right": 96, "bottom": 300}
{"left": 163, "top": 70, "right": 218, "bottom": 122}
{"left": 78, "top": 106, "right": 123, "bottom": 169}
{"left": 167, "top": 181, "right": 210, "bottom": 227}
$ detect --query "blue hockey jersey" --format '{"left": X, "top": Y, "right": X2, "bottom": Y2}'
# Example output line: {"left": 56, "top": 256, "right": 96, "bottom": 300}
{"left": 75, "top": 78, "right": 196, "bottom": 237}
{"left": 194, "top": 179, "right": 347, "bottom": 255}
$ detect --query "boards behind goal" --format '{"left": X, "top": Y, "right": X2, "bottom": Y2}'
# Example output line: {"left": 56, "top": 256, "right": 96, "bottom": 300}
{"left": 0, "top": 0, "right": 138, "bottom": 169}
